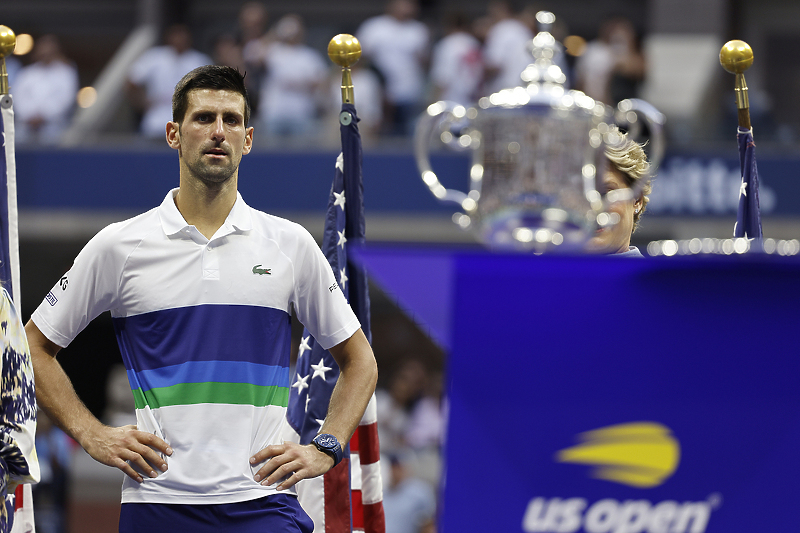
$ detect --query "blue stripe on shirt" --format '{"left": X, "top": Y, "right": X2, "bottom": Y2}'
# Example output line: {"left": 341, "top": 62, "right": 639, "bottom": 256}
{"left": 126, "top": 360, "right": 289, "bottom": 392}
{"left": 113, "top": 304, "right": 292, "bottom": 372}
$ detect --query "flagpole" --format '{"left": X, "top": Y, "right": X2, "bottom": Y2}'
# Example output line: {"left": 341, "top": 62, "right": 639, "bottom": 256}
{"left": 0, "top": 25, "right": 16, "bottom": 95}
{"left": 721, "top": 40, "right": 763, "bottom": 246}
{"left": 720, "top": 40, "right": 754, "bottom": 130}
{"left": 328, "top": 34, "right": 361, "bottom": 105}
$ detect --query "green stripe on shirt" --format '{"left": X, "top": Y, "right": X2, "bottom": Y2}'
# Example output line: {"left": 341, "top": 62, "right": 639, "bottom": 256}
{"left": 131, "top": 382, "right": 290, "bottom": 409}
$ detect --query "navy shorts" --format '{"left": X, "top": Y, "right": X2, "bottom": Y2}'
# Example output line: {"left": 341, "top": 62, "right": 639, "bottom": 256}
{"left": 119, "top": 493, "right": 314, "bottom": 533}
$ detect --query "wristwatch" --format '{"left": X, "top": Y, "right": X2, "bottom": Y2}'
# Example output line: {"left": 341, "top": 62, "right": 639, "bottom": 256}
{"left": 311, "top": 433, "right": 344, "bottom": 467}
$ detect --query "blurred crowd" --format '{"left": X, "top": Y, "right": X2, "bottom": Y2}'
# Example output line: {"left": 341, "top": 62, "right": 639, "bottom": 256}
{"left": 376, "top": 359, "right": 445, "bottom": 533}
{"left": 4, "top": 0, "right": 648, "bottom": 149}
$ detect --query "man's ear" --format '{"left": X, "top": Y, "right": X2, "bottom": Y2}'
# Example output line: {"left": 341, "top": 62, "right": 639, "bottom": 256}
{"left": 242, "top": 126, "right": 254, "bottom": 155}
{"left": 166, "top": 121, "right": 181, "bottom": 150}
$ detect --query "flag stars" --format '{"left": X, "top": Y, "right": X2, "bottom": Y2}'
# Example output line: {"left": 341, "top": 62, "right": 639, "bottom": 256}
{"left": 739, "top": 179, "right": 747, "bottom": 198}
{"left": 311, "top": 359, "right": 333, "bottom": 381}
{"left": 338, "top": 230, "right": 347, "bottom": 248}
{"left": 340, "top": 268, "right": 348, "bottom": 289}
{"left": 298, "top": 335, "right": 312, "bottom": 360}
{"left": 292, "top": 373, "right": 309, "bottom": 394}
{"left": 334, "top": 191, "right": 346, "bottom": 211}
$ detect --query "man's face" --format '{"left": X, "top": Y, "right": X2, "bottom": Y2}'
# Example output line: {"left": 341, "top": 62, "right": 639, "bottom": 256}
{"left": 167, "top": 89, "right": 253, "bottom": 186}
{"left": 586, "top": 164, "right": 641, "bottom": 254}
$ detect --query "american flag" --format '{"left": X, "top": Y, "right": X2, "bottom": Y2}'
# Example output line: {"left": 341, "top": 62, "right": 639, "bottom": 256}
{"left": 734, "top": 127, "right": 763, "bottom": 246}
{"left": 2, "top": 88, "right": 36, "bottom": 533}
{"left": 284, "top": 103, "right": 385, "bottom": 533}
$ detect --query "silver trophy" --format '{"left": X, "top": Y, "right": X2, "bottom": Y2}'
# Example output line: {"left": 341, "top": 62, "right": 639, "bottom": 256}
{"left": 414, "top": 12, "right": 665, "bottom": 251}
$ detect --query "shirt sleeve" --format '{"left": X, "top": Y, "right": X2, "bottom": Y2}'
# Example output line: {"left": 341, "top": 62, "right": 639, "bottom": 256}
{"left": 0, "top": 289, "right": 40, "bottom": 507}
{"left": 290, "top": 227, "right": 360, "bottom": 350}
{"left": 31, "top": 225, "right": 124, "bottom": 349}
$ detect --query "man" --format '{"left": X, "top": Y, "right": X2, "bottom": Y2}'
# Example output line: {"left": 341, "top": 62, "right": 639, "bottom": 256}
{"left": 356, "top": 0, "right": 429, "bottom": 135}
{"left": 13, "top": 34, "right": 79, "bottom": 145}
{"left": 25, "top": 65, "right": 378, "bottom": 532}
{"left": 481, "top": 0, "right": 533, "bottom": 94}
{"left": 127, "top": 24, "right": 211, "bottom": 138}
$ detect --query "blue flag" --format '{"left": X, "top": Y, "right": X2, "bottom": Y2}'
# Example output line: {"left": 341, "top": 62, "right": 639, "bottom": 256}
{"left": 287, "top": 102, "right": 370, "bottom": 443}
{"left": 734, "top": 127, "right": 763, "bottom": 244}
{"left": 286, "top": 103, "right": 383, "bottom": 533}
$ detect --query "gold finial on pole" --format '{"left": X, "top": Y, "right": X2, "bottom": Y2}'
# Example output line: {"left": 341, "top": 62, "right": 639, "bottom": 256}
{"left": 328, "top": 34, "right": 361, "bottom": 105}
{"left": 720, "top": 40, "right": 754, "bottom": 130}
{"left": 0, "top": 25, "right": 17, "bottom": 95}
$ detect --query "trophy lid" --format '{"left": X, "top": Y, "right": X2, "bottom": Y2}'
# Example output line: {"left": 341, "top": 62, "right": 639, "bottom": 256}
{"left": 477, "top": 11, "right": 599, "bottom": 117}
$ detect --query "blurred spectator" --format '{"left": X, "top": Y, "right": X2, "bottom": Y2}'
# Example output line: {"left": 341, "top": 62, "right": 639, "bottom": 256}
{"left": 383, "top": 453, "right": 436, "bottom": 533}
{"left": 32, "top": 411, "right": 72, "bottom": 533}
{"left": 482, "top": 0, "right": 533, "bottom": 93}
{"left": 13, "top": 35, "right": 78, "bottom": 145}
{"left": 357, "top": 0, "right": 430, "bottom": 136}
{"left": 405, "top": 370, "right": 444, "bottom": 451}
{"left": 213, "top": 33, "right": 245, "bottom": 72}
{"left": 239, "top": 2, "right": 270, "bottom": 51}
{"left": 127, "top": 24, "right": 211, "bottom": 138}
{"left": 429, "top": 12, "right": 482, "bottom": 105}
{"left": 574, "top": 17, "right": 645, "bottom": 105}
{"left": 404, "top": 369, "right": 445, "bottom": 490}
{"left": 238, "top": 2, "right": 269, "bottom": 114}
{"left": 250, "top": 14, "right": 328, "bottom": 139}
{"left": 376, "top": 359, "right": 427, "bottom": 455}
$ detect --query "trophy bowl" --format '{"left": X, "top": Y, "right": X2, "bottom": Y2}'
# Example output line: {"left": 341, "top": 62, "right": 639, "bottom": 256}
{"left": 414, "top": 13, "right": 664, "bottom": 253}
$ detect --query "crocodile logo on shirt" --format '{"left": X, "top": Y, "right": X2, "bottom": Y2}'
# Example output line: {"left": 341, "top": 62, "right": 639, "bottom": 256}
{"left": 252, "top": 264, "right": 271, "bottom": 275}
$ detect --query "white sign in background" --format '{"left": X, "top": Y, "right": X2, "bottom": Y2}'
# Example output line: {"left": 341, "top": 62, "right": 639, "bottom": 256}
{"left": 647, "top": 158, "right": 776, "bottom": 215}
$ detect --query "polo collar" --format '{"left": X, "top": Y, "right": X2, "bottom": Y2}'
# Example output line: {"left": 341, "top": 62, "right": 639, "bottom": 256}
{"left": 158, "top": 187, "right": 253, "bottom": 238}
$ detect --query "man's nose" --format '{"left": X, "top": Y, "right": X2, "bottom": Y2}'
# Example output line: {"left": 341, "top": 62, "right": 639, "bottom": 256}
{"left": 211, "top": 117, "right": 225, "bottom": 141}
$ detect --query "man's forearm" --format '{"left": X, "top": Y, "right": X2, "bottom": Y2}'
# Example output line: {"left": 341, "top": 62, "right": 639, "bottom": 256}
{"left": 322, "top": 329, "right": 378, "bottom": 445}
{"left": 25, "top": 321, "right": 102, "bottom": 446}
{"left": 32, "top": 350, "right": 103, "bottom": 444}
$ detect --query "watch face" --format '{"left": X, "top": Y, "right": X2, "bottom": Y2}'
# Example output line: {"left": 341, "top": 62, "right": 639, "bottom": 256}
{"left": 316, "top": 434, "right": 338, "bottom": 449}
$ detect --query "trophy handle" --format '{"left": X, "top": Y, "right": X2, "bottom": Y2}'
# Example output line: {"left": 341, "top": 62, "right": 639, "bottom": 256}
{"left": 614, "top": 98, "right": 666, "bottom": 173}
{"left": 413, "top": 101, "right": 473, "bottom": 208}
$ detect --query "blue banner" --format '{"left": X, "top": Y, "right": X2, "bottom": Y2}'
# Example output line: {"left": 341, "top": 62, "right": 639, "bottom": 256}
{"left": 353, "top": 248, "right": 800, "bottom": 533}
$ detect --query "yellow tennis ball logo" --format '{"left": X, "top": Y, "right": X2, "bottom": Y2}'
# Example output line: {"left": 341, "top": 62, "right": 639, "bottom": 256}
{"left": 555, "top": 422, "right": 681, "bottom": 488}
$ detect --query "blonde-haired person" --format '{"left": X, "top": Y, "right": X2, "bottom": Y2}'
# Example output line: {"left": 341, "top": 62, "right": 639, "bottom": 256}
{"left": 586, "top": 126, "right": 652, "bottom": 256}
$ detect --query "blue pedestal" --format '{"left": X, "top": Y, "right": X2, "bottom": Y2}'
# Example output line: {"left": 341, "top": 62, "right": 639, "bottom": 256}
{"left": 356, "top": 248, "right": 800, "bottom": 533}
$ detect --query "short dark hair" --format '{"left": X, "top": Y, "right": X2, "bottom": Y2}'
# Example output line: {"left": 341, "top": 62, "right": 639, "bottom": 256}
{"left": 172, "top": 65, "right": 251, "bottom": 126}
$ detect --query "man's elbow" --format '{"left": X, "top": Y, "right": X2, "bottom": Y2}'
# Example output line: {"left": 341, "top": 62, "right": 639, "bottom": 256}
{"left": 24, "top": 319, "right": 61, "bottom": 360}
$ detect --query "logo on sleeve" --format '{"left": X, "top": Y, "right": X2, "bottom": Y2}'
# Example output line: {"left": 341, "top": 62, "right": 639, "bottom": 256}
{"left": 59, "top": 276, "right": 69, "bottom": 291}
{"left": 45, "top": 292, "right": 58, "bottom": 306}
{"left": 328, "top": 282, "right": 339, "bottom": 293}
{"left": 252, "top": 265, "right": 271, "bottom": 275}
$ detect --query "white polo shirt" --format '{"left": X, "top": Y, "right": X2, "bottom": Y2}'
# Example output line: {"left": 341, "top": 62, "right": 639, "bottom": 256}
{"left": 32, "top": 188, "right": 360, "bottom": 504}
